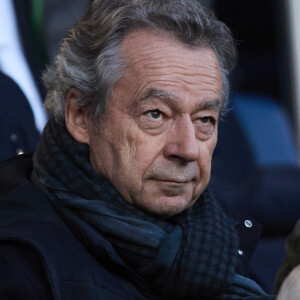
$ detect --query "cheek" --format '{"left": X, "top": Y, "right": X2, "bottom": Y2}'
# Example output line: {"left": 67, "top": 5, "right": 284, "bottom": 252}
{"left": 113, "top": 133, "right": 165, "bottom": 200}
{"left": 198, "top": 138, "right": 217, "bottom": 172}
{"left": 208, "top": 132, "right": 218, "bottom": 156}
{"left": 125, "top": 126, "right": 164, "bottom": 165}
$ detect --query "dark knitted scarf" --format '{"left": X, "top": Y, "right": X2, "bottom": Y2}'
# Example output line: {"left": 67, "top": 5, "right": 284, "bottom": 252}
{"left": 33, "top": 120, "right": 272, "bottom": 300}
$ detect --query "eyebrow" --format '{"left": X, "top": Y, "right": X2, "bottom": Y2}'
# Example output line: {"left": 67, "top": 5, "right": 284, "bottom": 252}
{"left": 141, "top": 88, "right": 222, "bottom": 111}
{"left": 196, "top": 99, "right": 222, "bottom": 111}
{"left": 141, "top": 88, "right": 176, "bottom": 101}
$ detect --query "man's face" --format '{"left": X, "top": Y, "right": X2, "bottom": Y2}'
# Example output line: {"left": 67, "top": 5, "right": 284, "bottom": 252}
{"left": 87, "top": 30, "right": 222, "bottom": 217}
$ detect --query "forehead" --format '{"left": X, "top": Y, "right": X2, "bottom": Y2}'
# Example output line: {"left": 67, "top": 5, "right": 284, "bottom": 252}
{"left": 118, "top": 29, "right": 222, "bottom": 103}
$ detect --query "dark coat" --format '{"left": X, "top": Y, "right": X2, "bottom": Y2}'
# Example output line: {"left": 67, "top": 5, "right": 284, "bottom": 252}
{"left": 0, "top": 154, "right": 263, "bottom": 299}
{"left": 0, "top": 155, "right": 151, "bottom": 300}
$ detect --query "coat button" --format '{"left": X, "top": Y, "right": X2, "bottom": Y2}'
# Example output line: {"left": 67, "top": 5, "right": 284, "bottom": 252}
{"left": 244, "top": 220, "right": 253, "bottom": 228}
{"left": 238, "top": 249, "right": 243, "bottom": 256}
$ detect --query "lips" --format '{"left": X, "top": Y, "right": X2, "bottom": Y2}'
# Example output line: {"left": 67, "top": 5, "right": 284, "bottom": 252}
{"left": 150, "top": 177, "right": 193, "bottom": 184}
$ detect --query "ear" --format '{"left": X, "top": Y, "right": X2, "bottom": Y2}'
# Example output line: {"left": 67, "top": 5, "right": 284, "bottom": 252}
{"left": 65, "top": 88, "right": 90, "bottom": 145}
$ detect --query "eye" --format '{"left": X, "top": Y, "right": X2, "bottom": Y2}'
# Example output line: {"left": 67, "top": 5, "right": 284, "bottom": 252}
{"left": 194, "top": 115, "right": 217, "bottom": 137}
{"left": 199, "top": 116, "right": 215, "bottom": 124}
{"left": 145, "top": 110, "right": 163, "bottom": 120}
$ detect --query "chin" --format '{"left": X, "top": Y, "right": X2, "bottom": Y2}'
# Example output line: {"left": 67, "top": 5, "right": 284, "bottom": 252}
{"left": 138, "top": 195, "right": 196, "bottom": 218}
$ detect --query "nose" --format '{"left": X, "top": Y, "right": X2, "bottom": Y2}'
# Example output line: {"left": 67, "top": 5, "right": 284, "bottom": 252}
{"left": 163, "top": 117, "right": 200, "bottom": 162}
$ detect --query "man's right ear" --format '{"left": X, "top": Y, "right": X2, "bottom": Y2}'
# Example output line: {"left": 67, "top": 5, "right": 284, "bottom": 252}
{"left": 65, "top": 88, "right": 90, "bottom": 145}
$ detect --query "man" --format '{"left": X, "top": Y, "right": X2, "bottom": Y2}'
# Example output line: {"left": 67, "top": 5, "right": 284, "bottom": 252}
{"left": 276, "top": 264, "right": 300, "bottom": 300}
{"left": 273, "top": 194, "right": 300, "bottom": 299}
{"left": 274, "top": 219, "right": 300, "bottom": 295}
{"left": 0, "top": 0, "right": 275, "bottom": 299}
{"left": 277, "top": 266, "right": 300, "bottom": 300}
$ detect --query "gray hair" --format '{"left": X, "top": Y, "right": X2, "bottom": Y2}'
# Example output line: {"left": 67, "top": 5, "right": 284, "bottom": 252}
{"left": 43, "top": 0, "right": 236, "bottom": 123}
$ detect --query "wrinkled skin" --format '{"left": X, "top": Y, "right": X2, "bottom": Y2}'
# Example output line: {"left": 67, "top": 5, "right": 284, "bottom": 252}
{"left": 73, "top": 30, "right": 223, "bottom": 217}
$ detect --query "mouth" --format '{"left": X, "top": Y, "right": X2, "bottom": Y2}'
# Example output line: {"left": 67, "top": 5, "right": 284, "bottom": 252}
{"left": 151, "top": 178, "right": 191, "bottom": 184}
